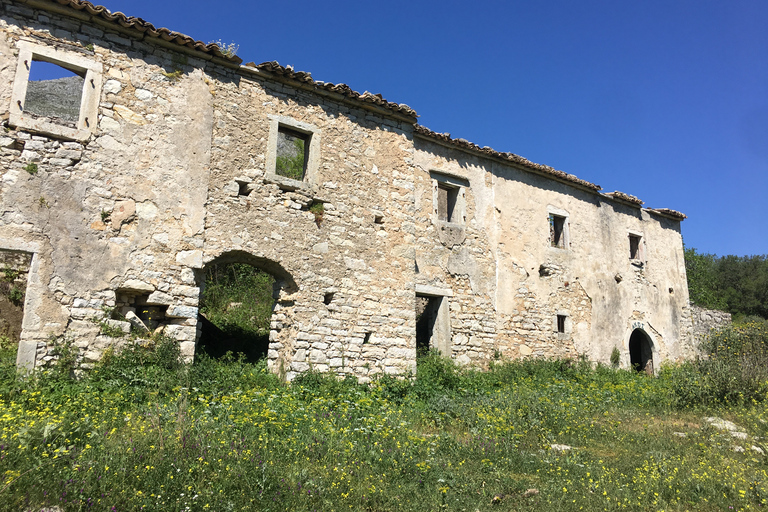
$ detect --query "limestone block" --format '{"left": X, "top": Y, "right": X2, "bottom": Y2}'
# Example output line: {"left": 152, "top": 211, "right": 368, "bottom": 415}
{"left": 111, "top": 200, "right": 136, "bottom": 229}
{"left": 309, "top": 349, "right": 327, "bottom": 364}
{"left": 122, "top": 279, "right": 154, "bottom": 293}
{"left": 172, "top": 285, "right": 200, "bottom": 298}
{"left": 164, "top": 324, "right": 196, "bottom": 341}
{"left": 179, "top": 341, "right": 196, "bottom": 358}
{"left": 105, "top": 319, "right": 131, "bottom": 334}
{"left": 175, "top": 250, "right": 203, "bottom": 269}
{"left": 100, "top": 116, "right": 121, "bottom": 133}
{"left": 134, "top": 88, "right": 152, "bottom": 101}
{"left": 146, "top": 291, "right": 173, "bottom": 305}
{"left": 166, "top": 306, "right": 198, "bottom": 318}
{"left": 125, "top": 311, "right": 150, "bottom": 333}
{"left": 103, "top": 79, "right": 122, "bottom": 94}
{"left": 113, "top": 105, "right": 147, "bottom": 125}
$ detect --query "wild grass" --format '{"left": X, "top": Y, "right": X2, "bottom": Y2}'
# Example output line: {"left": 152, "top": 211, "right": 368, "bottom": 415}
{"left": 1, "top": 344, "right": 768, "bottom": 511}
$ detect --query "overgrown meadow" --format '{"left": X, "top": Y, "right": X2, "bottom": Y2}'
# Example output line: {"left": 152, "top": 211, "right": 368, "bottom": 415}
{"left": 1, "top": 321, "right": 768, "bottom": 511}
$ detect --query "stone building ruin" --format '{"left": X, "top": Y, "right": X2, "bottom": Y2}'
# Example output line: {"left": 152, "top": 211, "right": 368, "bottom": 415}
{"left": 0, "top": 0, "right": 696, "bottom": 379}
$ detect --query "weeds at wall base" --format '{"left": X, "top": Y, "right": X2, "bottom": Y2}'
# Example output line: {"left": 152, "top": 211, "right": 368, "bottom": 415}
{"left": 1, "top": 329, "right": 767, "bottom": 511}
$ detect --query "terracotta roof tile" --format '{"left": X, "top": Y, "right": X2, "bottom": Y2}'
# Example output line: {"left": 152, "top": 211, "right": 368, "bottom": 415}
{"left": 255, "top": 61, "right": 417, "bottom": 118}
{"left": 414, "top": 125, "right": 602, "bottom": 192}
{"left": 42, "top": 0, "right": 243, "bottom": 63}
{"left": 604, "top": 191, "right": 644, "bottom": 206}
{"left": 648, "top": 208, "right": 687, "bottom": 220}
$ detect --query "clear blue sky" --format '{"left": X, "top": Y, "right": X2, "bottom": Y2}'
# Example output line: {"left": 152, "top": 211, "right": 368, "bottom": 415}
{"left": 94, "top": 0, "right": 768, "bottom": 257}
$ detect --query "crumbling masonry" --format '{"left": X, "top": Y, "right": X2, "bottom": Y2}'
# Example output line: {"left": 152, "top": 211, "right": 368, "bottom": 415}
{"left": 0, "top": 0, "right": 696, "bottom": 379}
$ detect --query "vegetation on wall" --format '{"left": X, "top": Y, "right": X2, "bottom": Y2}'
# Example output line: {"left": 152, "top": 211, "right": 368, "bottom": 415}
{"left": 275, "top": 136, "right": 306, "bottom": 180}
{"left": 685, "top": 247, "right": 768, "bottom": 320}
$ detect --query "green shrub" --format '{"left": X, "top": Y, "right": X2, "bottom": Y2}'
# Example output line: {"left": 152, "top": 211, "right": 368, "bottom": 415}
{"left": 669, "top": 320, "right": 768, "bottom": 407}
{"left": 610, "top": 346, "right": 621, "bottom": 367}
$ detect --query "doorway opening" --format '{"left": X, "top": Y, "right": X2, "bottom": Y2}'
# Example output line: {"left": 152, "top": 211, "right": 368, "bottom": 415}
{"left": 197, "top": 252, "right": 297, "bottom": 363}
{"left": 629, "top": 328, "right": 654, "bottom": 374}
{"left": 415, "top": 292, "right": 451, "bottom": 358}
{"left": 416, "top": 295, "right": 441, "bottom": 356}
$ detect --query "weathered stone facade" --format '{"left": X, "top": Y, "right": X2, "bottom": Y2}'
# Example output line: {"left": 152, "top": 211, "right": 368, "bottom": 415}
{"left": 0, "top": 0, "right": 695, "bottom": 379}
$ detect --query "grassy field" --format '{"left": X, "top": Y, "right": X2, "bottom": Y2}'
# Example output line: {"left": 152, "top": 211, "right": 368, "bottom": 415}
{"left": 2, "top": 325, "right": 768, "bottom": 511}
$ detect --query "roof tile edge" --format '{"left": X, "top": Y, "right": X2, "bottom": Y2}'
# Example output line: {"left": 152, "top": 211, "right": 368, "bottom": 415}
{"left": 414, "top": 125, "right": 602, "bottom": 192}
{"left": 39, "top": 0, "right": 243, "bottom": 63}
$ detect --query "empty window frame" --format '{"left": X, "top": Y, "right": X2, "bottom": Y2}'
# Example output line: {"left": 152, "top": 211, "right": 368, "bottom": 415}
{"left": 266, "top": 115, "right": 321, "bottom": 188}
{"left": 629, "top": 233, "right": 644, "bottom": 261}
{"left": 430, "top": 171, "right": 468, "bottom": 225}
{"left": 437, "top": 182, "right": 459, "bottom": 222}
{"left": 275, "top": 126, "right": 310, "bottom": 180}
{"left": 548, "top": 211, "right": 569, "bottom": 249}
{"left": 557, "top": 314, "right": 567, "bottom": 333}
{"left": 10, "top": 41, "right": 103, "bottom": 141}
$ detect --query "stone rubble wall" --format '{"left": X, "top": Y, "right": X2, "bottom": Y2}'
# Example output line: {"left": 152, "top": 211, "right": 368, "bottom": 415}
{"left": 203, "top": 67, "right": 418, "bottom": 381}
{"left": 0, "top": 1, "right": 696, "bottom": 377}
{"left": 690, "top": 304, "right": 732, "bottom": 346}
{"left": 0, "top": 0, "right": 212, "bottom": 368}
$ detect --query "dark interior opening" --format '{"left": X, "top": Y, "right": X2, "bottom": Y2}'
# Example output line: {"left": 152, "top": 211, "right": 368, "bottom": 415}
{"left": 629, "top": 235, "right": 641, "bottom": 260}
{"left": 629, "top": 328, "right": 654, "bottom": 373}
{"left": 557, "top": 315, "right": 566, "bottom": 333}
{"left": 550, "top": 214, "right": 565, "bottom": 248}
{"left": 198, "top": 261, "right": 277, "bottom": 363}
{"left": 416, "top": 294, "right": 441, "bottom": 356}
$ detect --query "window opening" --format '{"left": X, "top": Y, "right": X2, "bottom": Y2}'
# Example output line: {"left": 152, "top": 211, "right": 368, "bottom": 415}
{"left": 275, "top": 126, "right": 309, "bottom": 180}
{"left": 374, "top": 215, "right": 384, "bottom": 225}
{"left": 114, "top": 292, "right": 168, "bottom": 332}
{"left": 24, "top": 60, "right": 85, "bottom": 125}
{"left": 437, "top": 183, "right": 458, "bottom": 222}
{"left": 557, "top": 315, "right": 566, "bottom": 333}
{"left": 629, "top": 234, "right": 642, "bottom": 260}
{"left": 550, "top": 214, "right": 566, "bottom": 248}
{"left": 415, "top": 295, "right": 441, "bottom": 356}
{"left": 323, "top": 292, "right": 334, "bottom": 305}
{"left": 363, "top": 332, "right": 371, "bottom": 344}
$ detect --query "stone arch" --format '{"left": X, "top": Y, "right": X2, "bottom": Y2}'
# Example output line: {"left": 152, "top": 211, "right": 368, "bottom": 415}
{"left": 196, "top": 251, "right": 297, "bottom": 362}
{"left": 202, "top": 250, "right": 298, "bottom": 294}
{"left": 628, "top": 328, "right": 655, "bottom": 375}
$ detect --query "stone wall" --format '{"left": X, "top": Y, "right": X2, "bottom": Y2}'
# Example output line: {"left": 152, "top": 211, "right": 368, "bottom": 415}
{"left": 0, "top": 0, "right": 696, "bottom": 377}
{"left": 690, "top": 304, "right": 732, "bottom": 346}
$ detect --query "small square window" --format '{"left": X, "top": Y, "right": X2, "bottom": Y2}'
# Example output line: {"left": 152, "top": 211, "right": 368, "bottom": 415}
{"left": 549, "top": 214, "right": 567, "bottom": 248}
{"left": 10, "top": 41, "right": 102, "bottom": 141}
{"left": 557, "top": 314, "right": 566, "bottom": 333}
{"left": 629, "top": 234, "right": 643, "bottom": 260}
{"left": 275, "top": 126, "right": 309, "bottom": 180}
{"left": 437, "top": 183, "right": 458, "bottom": 222}
{"left": 266, "top": 115, "right": 320, "bottom": 190}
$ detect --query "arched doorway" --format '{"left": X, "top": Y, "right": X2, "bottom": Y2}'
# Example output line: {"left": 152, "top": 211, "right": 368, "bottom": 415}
{"left": 197, "top": 251, "right": 297, "bottom": 363}
{"left": 629, "top": 328, "right": 654, "bottom": 374}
